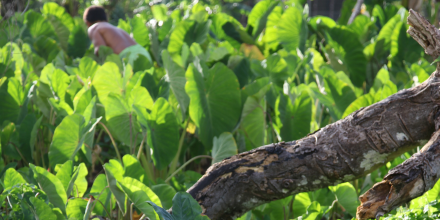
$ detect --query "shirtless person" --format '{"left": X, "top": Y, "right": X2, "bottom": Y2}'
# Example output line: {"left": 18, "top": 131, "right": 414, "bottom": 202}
{"left": 83, "top": 6, "right": 152, "bottom": 63}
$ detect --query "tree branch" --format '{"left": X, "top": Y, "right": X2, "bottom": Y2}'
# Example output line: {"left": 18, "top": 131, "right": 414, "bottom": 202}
{"left": 183, "top": 9, "right": 440, "bottom": 220}
{"left": 357, "top": 126, "right": 440, "bottom": 219}
{"left": 348, "top": 0, "right": 364, "bottom": 25}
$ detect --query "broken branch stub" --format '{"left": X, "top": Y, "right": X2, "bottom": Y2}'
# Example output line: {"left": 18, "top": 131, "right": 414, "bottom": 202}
{"left": 184, "top": 9, "right": 440, "bottom": 220}
{"left": 357, "top": 117, "right": 440, "bottom": 220}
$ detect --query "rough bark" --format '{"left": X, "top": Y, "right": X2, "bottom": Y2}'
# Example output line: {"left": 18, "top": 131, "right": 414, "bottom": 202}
{"left": 185, "top": 9, "right": 440, "bottom": 220}
{"left": 357, "top": 128, "right": 440, "bottom": 220}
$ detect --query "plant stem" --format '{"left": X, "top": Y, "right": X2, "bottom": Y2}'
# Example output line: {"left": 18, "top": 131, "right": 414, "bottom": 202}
{"left": 165, "top": 155, "right": 213, "bottom": 183}
{"left": 168, "top": 120, "right": 189, "bottom": 176}
{"left": 98, "top": 122, "right": 122, "bottom": 162}
{"left": 8, "top": 142, "right": 29, "bottom": 165}
{"left": 140, "top": 153, "right": 155, "bottom": 184}
{"left": 136, "top": 133, "right": 146, "bottom": 160}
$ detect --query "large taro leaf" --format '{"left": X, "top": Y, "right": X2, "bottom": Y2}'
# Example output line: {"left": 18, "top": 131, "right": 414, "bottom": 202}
{"left": 310, "top": 68, "right": 358, "bottom": 120}
{"left": 376, "top": 13, "right": 403, "bottom": 50}
{"left": 162, "top": 50, "right": 189, "bottom": 117}
{"left": 3, "top": 168, "right": 27, "bottom": 190}
{"left": 131, "top": 17, "right": 150, "bottom": 48}
{"left": 390, "top": 21, "right": 423, "bottom": 64}
{"left": 171, "top": 192, "right": 205, "bottom": 220}
{"left": 168, "top": 20, "right": 211, "bottom": 55}
{"left": 92, "top": 62, "right": 124, "bottom": 105}
{"left": 239, "top": 82, "right": 270, "bottom": 150}
{"left": 18, "top": 113, "right": 36, "bottom": 162}
{"left": 41, "top": 2, "right": 75, "bottom": 31}
{"left": 29, "top": 197, "right": 58, "bottom": 220}
{"left": 104, "top": 160, "right": 126, "bottom": 214}
{"left": 329, "top": 183, "right": 359, "bottom": 217}
{"left": 103, "top": 93, "right": 141, "bottom": 147}
{"left": 185, "top": 63, "right": 241, "bottom": 148}
{"left": 151, "top": 184, "right": 176, "bottom": 210}
{"left": 325, "top": 26, "right": 367, "bottom": 87}
{"left": 134, "top": 98, "right": 179, "bottom": 170}
{"left": 29, "top": 164, "right": 67, "bottom": 215}
{"left": 247, "top": 0, "right": 278, "bottom": 40}
{"left": 48, "top": 114, "right": 101, "bottom": 169}
{"left": 45, "top": 15, "right": 70, "bottom": 51}
{"left": 67, "top": 26, "right": 91, "bottom": 58}
{"left": 277, "top": 7, "right": 308, "bottom": 53}
{"left": 69, "top": 163, "right": 88, "bottom": 197}
{"left": 24, "top": 10, "right": 56, "bottom": 40}
{"left": 276, "top": 89, "right": 312, "bottom": 141}
{"left": 119, "top": 177, "right": 161, "bottom": 220}
{"left": 0, "top": 77, "right": 23, "bottom": 125}
{"left": 211, "top": 132, "right": 238, "bottom": 164}
{"left": 90, "top": 174, "right": 112, "bottom": 217}
{"left": 66, "top": 198, "right": 88, "bottom": 219}
{"left": 55, "top": 160, "right": 73, "bottom": 192}
{"left": 122, "top": 154, "right": 146, "bottom": 184}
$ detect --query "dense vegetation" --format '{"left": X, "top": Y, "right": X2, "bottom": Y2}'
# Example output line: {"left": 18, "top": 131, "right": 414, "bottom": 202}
{"left": 2, "top": 0, "right": 440, "bottom": 219}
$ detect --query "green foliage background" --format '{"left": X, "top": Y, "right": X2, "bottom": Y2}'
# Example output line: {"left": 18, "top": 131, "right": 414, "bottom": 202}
{"left": 1, "top": 0, "right": 440, "bottom": 219}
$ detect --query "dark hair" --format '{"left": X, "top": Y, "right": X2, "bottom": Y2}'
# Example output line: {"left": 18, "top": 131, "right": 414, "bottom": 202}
{"left": 83, "top": 6, "right": 107, "bottom": 23}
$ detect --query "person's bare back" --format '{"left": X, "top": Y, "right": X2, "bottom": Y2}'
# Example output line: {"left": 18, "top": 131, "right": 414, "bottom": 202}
{"left": 88, "top": 22, "right": 136, "bottom": 55}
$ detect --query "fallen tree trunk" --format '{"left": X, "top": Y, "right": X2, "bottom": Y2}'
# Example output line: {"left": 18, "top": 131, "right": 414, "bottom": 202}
{"left": 186, "top": 9, "right": 440, "bottom": 220}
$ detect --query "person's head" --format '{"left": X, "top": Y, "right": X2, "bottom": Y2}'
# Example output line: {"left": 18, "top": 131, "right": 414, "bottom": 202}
{"left": 83, "top": 6, "right": 107, "bottom": 27}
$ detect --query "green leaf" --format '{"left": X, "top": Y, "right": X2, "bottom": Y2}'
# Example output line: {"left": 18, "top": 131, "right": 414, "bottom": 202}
{"left": 103, "top": 93, "right": 141, "bottom": 146}
{"left": 50, "top": 69, "right": 70, "bottom": 101}
{"left": 329, "top": 182, "right": 359, "bottom": 217}
{"left": 263, "top": 6, "right": 282, "bottom": 54}
{"left": 211, "top": 132, "right": 238, "bottom": 164}
{"left": 342, "top": 93, "right": 374, "bottom": 118}
{"left": 185, "top": 63, "right": 241, "bottom": 147}
{"left": 131, "top": 17, "right": 150, "bottom": 47}
{"left": 162, "top": 50, "right": 190, "bottom": 117}
{"left": 0, "top": 77, "right": 23, "bottom": 124}
{"left": 78, "top": 57, "right": 99, "bottom": 81}
{"left": 151, "top": 184, "right": 177, "bottom": 210}
{"left": 90, "top": 174, "right": 112, "bottom": 217}
{"left": 41, "top": 2, "right": 75, "bottom": 31}
{"left": 67, "top": 26, "right": 91, "bottom": 58}
{"left": 168, "top": 20, "right": 211, "bottom": 55}
{"left": 277, "top": 7, "right": 307, "bottom": 53}
{"left": 276, "top": 89, "right": 312, "bottom": 141}
{"left": 293, "top": 192, "right": 311, "bottom": 217}
{"left": 46, "top": 15, "right": 70, "bottom": 51}
{"left": 309, "top": 16, "right": 336, "bottom": 32}
{"left": 29, "top": 197, "right": 58, "bottom": 220}
{"left": 303, "top": 201, "right": 322, "bottom": 220}
{"left": 29, "top": 163, "right": 67, "bottom": 215}
{"left": 148, "top": 201, "right": 175, "bottom": 220}
{"left": 247, "top": 0, "right": 278, "bottom": 39}
{"left": 66, "top": 198, "right": 88, "bottom": 220}
{"left": 119, "top": 177, "right": 161, "bottom": 219}
{"left": 55, "top": 160, "right": 73, "bottom": 192}
{"left": 3, "top": 168, "right": 27, "bottom": 189}
{"left": 104, "top": 160, "right": 126, "bottom": 214}
{"left": 70, "top": 163, "right": 88, "bottom": 197}
{"left": 172, "top": 192, "right": 203, "bottom": 220}
{"left": 325, "top": 26, "right": 367, "bottom": 87}
{"left": 49, "top": 114, "right": 100, "bottom": 169}
{"left": 93, "top": 62, "right": 122, "bottom": 99}
{"left": 135, "top": 98, "right": 179, "bottom": 170}
{"left": 25, "top": 10, "right": 56, "bottom": 39}
{"left": 18, "top": 113, "right": 36, "bottom": 162}
{"left": 122, "top": 154, "right": 146, "bottom": 184}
